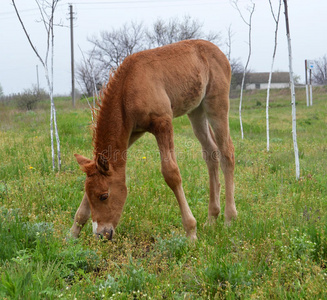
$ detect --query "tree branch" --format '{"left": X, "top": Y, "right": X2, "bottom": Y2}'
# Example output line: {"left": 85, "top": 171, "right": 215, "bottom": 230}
{"left": 12, "top": 0, "right": 45, "bottom": 68}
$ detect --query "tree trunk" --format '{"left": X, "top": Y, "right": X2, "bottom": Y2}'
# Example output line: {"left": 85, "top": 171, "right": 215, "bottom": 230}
{"left": 267, "top": 0, "right": 281, "bottom": 152}
{"left": 266, "top": 61, "right": 273, "bottom": 152}
{"left": 231, "top": 0, "right": 255, "bottom": 140}
{"left": 50, "top": 101, "right": 55, "bottom": 169}
{"left": 239, "top": 72, "right": 245, "bottom": 140}
{"left": 12, "top": 0, "right": 61, "bottom": 171}
{"left": 283, "top": 0, "right": 300, "bottom": 179}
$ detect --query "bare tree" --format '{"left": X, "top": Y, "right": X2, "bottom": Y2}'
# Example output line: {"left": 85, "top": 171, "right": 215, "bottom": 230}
{"left": 75, "top": 46, "right": 102, "bottom": 123}
{"left": 231, "top": 0, "right": 255, "bottom": 139}
{"left": 89, "top": 21, "right": 146, "bottom": 78}
{"left": 79, "top": 22, "right": 146, "bottom": 94}
{"left": 12, "top": 0, "right": 61, "bottom": 171}
{"left": 147, "top": 15, "right": 221, "bottom": 48}
{"left": 283, "top": 0, "right": 300, "bottom": 180}
{"left": 225, "top": 24, "right": 234, "bottom": 61}
{"left": 266, "top": 0, "right": 282, "bottom": 152}
{"left": 76, "top": 47, "right": 103, "bottom": 97}
{"left": 312, "top": 55, "right": 327, "bottom": 85}
{"left": 229, "top": 58, "right": 246, "bottom": 89}
{"left": 223, "top": 24, "right": 248, "bottom": 91}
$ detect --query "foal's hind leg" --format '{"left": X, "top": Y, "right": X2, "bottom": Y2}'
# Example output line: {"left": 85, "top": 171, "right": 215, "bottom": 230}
{"left": 128, "top": 132, "right": 145, "bottom": 148}
{"left": 70, "top": 193, "right": 91, "bottom": 238}
{"left": 205, "top": 101, "right": 237, "bottom": 224}
{"left": 188, "top": 108, "right": 221, "bottom": 223}
{"left": 151, "top": 116, "right": 197, "bottom": 240}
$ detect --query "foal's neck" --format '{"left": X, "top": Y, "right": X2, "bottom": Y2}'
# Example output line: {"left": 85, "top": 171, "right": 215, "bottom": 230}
{"left": 93, "top": 93, "right": 130, "bottom": 170}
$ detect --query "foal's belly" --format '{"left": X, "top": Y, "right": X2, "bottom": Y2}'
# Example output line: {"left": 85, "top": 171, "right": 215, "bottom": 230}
{"left": 170, "top": 88, "right": 205, "bottom": 118}
{"left": 168, "top": 72, "right": 207, "bottom": 118}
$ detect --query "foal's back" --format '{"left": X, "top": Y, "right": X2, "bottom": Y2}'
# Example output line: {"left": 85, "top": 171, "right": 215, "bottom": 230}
{"left": 117, "top": 40, "right": 231, "bottom": 126}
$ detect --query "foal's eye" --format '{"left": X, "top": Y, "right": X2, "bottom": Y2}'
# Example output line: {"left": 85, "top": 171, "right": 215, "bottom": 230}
{"left": 99, "top": 193, "right": 109, "bottom": 201}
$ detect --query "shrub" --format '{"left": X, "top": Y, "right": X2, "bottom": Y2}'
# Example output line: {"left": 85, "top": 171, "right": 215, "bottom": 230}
{"left": 15, "top": 86, "right": 48, "bottom": 110}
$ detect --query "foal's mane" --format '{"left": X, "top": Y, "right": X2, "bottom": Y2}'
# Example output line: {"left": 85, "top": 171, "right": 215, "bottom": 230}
{"left": 91, "top": 62, "right": 127, "bottom": 157}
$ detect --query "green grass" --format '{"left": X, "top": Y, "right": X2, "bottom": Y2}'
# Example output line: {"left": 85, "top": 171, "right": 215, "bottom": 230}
{"left": 0, "top": 87, "right": 326, "bottom": 299}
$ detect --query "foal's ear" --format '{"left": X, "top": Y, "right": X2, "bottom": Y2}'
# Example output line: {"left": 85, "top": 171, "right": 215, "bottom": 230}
{"left": 74, "top": 153, "right": 93, "bottom": 174}
{"left": 95, "top": 153, "right": 110, "bottom": 175}
{"left": 74, "top": 153, "right": 92, "bottom": 166}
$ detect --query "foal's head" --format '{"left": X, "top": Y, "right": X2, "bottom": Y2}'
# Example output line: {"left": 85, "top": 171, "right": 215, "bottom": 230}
{"left": 74, "top": 153, "right": 127, "bottom": 240}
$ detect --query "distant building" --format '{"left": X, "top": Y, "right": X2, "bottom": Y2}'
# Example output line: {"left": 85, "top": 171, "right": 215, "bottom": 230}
{"left": 242, "top": 72, "right": 290, "bottom": 90}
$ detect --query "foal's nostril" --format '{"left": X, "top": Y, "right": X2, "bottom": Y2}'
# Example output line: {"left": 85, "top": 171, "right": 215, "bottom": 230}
{"left": 104, "top": 228, "right": 113, "bottom": 240}
{"left": 95, "top": 233, "right": 103, "bottom": 239}
{"left": 94, "top": 228, "right": 113, "bottom": 241}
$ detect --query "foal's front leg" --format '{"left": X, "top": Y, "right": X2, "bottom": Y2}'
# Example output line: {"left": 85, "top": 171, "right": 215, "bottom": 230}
{"left": 152, "top": 116, "right": 197, "bottom": 240}
{"left": 70, "top": 192, "right": 91, "bottom": 238}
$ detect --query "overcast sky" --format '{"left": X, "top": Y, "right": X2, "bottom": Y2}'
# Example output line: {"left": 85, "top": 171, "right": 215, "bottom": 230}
{"left": 1, "top": 0, "right": 326, "bottom": 95}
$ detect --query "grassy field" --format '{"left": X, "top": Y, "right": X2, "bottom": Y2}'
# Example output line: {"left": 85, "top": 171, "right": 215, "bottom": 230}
{"left": 0, "top": 87, "right": 326, "bottom": 299}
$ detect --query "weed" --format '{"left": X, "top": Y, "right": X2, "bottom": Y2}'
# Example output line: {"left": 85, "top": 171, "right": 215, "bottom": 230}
{"left": 0, "top": 256, "right": 63, "bottom": 299}
{"left": 155, "top": 232, "right": 189, "bottom": 261}
{"left": 116, "top": 256, "right": 155, "bottom": 293}
{"left": 59, "top": 241, "right": 101, "bottom": 276}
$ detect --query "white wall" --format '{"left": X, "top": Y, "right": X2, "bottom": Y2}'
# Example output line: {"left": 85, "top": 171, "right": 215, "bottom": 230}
{"left": 244, "top": 83, "right": 290, "bottom": 90}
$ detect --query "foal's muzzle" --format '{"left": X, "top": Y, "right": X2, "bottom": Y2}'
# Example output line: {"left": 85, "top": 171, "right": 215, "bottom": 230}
{"left": 96, "top": 228, "right": 114, "bottom": 240}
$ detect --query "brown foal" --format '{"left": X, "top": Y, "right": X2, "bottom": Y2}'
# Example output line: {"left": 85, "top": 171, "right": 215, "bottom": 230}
{"left": 71, "top": 39, "right": 237, "bottom": 241}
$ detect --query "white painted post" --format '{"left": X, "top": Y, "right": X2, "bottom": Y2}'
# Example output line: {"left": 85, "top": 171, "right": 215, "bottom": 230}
{"left": 305, "top": 60, "right": 309, "bottom": 106}
{"left": 307, "top": 60, "right": 314, "bottom": 106}
{"left": 309, "top": 67, "right": 313, "bottom": 106}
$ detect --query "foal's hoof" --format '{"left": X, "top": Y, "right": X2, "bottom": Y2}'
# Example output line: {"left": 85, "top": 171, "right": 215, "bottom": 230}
{"left": 68, "top": 230, "right": 79, "bottom": 240}
{"left": 224, "top": 209, "right": 237, "bottom": 226}
{"left": 205, "top": 215, "right": 218, "bottom": 227}
{"left": 70, "top": 223, "right": 83, "bottom": 239}
{"left": 65, "top": 230, "right": 79, "bottom": 243}
{"left": 186, "top": 230, "right": 197, "bottom": 242}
